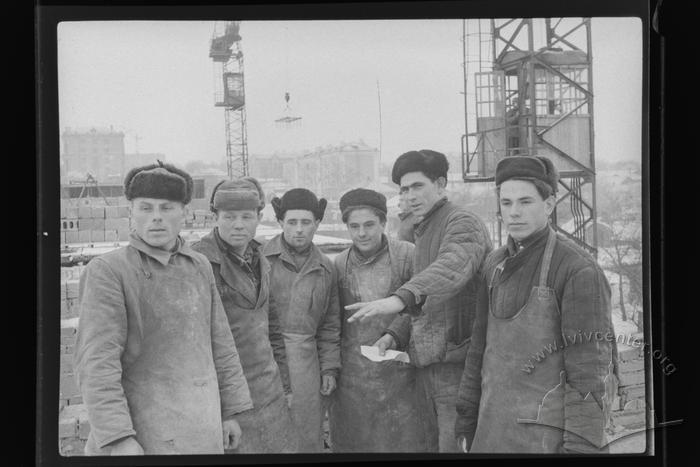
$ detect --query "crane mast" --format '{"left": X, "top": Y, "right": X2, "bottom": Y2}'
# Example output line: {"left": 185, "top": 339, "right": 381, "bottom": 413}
{"left": 210, "top": 21, "right": 249, "bottom": 179}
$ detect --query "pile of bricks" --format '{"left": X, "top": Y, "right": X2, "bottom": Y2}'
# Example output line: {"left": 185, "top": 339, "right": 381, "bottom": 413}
{"left": 59, "top": 316, "right": 88, "bottom": 456}
{"left": 187, "top": 209, "right": 215, "bottom": 229}
{"left": 61, "top": 267, "right": 84, "bottom": 319}
{"left": 60, "top": 204, "right": 131, "bottom": 245}
{"left": 610, "top": 341, "right": 646, "bottom": 432}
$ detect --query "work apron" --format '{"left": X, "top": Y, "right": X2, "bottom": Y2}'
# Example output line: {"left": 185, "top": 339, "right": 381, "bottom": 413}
{"left": 222, "top": 308, "right": 298, "bottom": 454}
{"left": 329, "top": 251, "right": 424, "bottom": 452}
{"left": 284, "top": 331, "right": 325, "bottom": 452}
{"left": 471, "top": 228, "right": 565, "bottom": 453}
{"left": 86, "top": 251, "right": 224, "bottom": 455}
{"left": 213, "top": 260, "right": 299, "bottom": 454}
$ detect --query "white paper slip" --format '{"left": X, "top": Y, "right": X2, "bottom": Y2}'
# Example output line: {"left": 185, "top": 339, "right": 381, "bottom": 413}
{"left": 360, "top": 345, "right": 410, "bottom": 364}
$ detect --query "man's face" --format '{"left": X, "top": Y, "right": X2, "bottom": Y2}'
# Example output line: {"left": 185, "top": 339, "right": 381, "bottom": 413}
{"left": 399, "top": 171, "right": 444, "bottom": 218}
{"left": 279, "top": 209, "right": 319, "bottom": 251}
{"left": 216, "top": 208, "right": 261, "bottom": 255}
{"left": 131, "top": 198, "right": 186, "bottom": 250}
{"left": 499, "top": 180, "right": 555, "bottom": 241}
{"left": 346, "top": 208, "right": 385, "bottom": 257}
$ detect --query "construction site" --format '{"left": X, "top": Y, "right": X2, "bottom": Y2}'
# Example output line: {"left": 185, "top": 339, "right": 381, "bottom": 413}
{"left": 57, "top": 18, "right": 646, "bottom": 455}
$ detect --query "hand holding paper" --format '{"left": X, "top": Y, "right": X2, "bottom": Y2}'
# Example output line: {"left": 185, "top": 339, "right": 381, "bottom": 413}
{"left": 360, "top": 345, "right": 410, "bottom": 364}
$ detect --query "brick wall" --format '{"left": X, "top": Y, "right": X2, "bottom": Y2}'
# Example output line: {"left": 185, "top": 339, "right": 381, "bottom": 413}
{"left": 60, "top": 204, "right": 131, "bottom": 245}
{"left": 59, "top": 267, "right": 88, "bottom": 456}
{"left": 610, "top": 340, "right": 647, "bottom": 435}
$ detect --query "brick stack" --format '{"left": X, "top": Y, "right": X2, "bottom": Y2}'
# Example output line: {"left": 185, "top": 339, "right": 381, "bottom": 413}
{"left": 189, "top": 209, "right": 215, "bottom": 229}
{"left": 61, "top": 279, "right": 80, "bottom": 319}
{"left": 60, "top": 204, "right": 131, "bottom": 245}
{"left": 610, "top": 340, "right": 646, "bottom": 433}
{"left": 58, "top": 401, "right": 89, "bottom": 455}
{"left": 59, "top": 317, "right": 88, "bottom": 456}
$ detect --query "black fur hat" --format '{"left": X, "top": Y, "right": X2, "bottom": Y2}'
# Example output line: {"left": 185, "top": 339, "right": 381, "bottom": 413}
{"left": 339, "top": 188, "right": 387, "bottom": 223}
{"left": 271, "top": 188, "right": 327, "bottom": 221}
{"left": 124, "top": 160, "right": 193, "bottom": 204}
{"left": 391, "top": 149, "right": 449, "bottom": 185}
{"left": 495, "top": 155, "right": 559, "bottom": 194}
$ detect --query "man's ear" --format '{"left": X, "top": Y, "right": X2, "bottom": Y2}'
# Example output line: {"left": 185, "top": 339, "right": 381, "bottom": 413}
{"left": 544, "top": 195, "right": 556, "bottom": 216}
{"left": 257, "top": 211, "right": 264, "bottom": 221}
{"left": 436, "top": 176, "right": 447, "bottom": 190}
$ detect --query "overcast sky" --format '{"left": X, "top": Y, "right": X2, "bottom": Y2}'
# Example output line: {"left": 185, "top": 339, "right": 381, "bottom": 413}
{"left": 57, "top": 18, "right": 642, "bottom": 167}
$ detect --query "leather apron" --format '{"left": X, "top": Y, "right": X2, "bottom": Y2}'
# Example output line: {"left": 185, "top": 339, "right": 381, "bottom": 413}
{"left": 470, "top": 229, "right": 565, "bottom": 453}
{"left": 89, "top": 250, "right": 224, "bottom": 455}
{"left": 329, "top": 250, "right": 424, "bottom": 452}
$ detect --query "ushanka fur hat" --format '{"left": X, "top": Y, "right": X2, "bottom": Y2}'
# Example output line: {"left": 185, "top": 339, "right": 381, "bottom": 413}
{"left": 271, "top": 188, "right": 327, "bottom": 221}
{"left": 123, "top": 160, "right": 193, "bottom": 204}
{"left": 209, "top": 177, "right": 265, "bottom": 212}
{"left": 339, "top": 188, "right": 387, "bottom": 223}
{"left": 495, "top": 155, "right": 559, "bottom": 194}
{"left": 391, "top": 149, "right": 450, "bottom": 185}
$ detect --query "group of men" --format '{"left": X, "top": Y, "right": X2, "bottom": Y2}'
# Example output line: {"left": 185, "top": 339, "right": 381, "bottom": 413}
{"left": 73, "top": 149, "right": 617, "bottom": 456}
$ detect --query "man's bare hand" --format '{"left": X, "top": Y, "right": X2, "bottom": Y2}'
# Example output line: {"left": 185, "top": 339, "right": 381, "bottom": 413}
{"left": 109, "top": 436, "right": 144, "bottom": 456}
{"left": 320, "top": 374, "right": 337, "bottom": 396}
{"left": 373, "top": 334, "right": 396, "bottom": 356}
{"left": 222, "top": 418, "right": 242, "bottom": 450}
{"left": 346, "top": 296, "right": 404, "bottom": 323}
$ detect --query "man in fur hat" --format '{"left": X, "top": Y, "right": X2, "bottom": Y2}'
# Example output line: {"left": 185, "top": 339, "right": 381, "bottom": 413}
{"left": 262, "top": 188, "right": 341, "bottom": 452}
{"left": 74, "top": 162, "right": 253, "bottom": 455}
{"left": 346, "top": 149, "right": 492, "bottom": 452}
{"left": 190, "top": 177, "right": 299, "bottom": 453}
{"left": 328, "top": 188, "right": 425, "bottom": 452}
{"left": 454, "top": 155, "right": 618, "bottom": 453}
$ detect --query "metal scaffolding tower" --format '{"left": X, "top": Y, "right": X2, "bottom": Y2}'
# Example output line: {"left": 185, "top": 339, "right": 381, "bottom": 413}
{"left": 210, "top": 21, "right": 249, "bottom": 179}
{"left": 461, "top": 18, "right": 598, "bottom": 255}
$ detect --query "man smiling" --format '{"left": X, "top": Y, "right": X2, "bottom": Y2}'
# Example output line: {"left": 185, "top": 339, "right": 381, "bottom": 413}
{"left": 328, "top": 188, "right": 424, "bottom": 452}
{"left": 346, "top": 149, "right": 492, "bottom": 452}
{"left": 74, "top": 162, "right": 253, "bottom": 455}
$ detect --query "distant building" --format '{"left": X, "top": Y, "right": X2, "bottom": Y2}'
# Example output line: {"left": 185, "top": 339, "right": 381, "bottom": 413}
{"left": 62, "top": 127, "right": 126, "bottom": 183}
{"left": 248, "top": 153, "right": 298, "bottom": 181}
{"left": 297, "top": 140, "right": 379, "bottom": 201}
{"left": 123, "top": 153, "right": 167, "bottom": 173}
{"left": 61, "top": 127, "right": 165, "bottom": 184}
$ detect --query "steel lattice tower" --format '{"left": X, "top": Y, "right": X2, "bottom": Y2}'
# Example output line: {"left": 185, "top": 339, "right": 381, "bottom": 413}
{"left": 210, "top": 21, "right": 249, "bottom": 179}
{"left": 461, "top": 18, "right": 598, "bottom": 255}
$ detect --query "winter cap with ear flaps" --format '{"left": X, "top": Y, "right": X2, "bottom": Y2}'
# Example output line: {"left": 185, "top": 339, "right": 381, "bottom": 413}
{"left": 391, "top": 149, "right": 450, "bottom": 185}
{"left": 495, "top": 155, "right": 559, "bottom": 194}
{"left": 271, "top": 188, "right": 327, "bottom": 221}
{"left": 210, "top": 177, "right": 265, "bottom": 212}
{"left": 124, "top": 160, "right": 193, "bottom": 204}
{"left": 339, "top": 188, "right": 387, "bottom": 222}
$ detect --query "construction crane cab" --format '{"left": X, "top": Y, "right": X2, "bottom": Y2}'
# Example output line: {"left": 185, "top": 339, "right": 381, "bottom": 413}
{"left": 209, "top": 21, "right": 241, "bottom": 62}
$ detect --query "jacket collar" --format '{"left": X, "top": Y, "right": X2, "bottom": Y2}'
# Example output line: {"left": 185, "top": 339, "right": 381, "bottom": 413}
{"left": 196, "top": 229, "right": 268, "bottom": 306}
{"left": 264, "top": 234, "right": 331, "bottom": 274}
{"left": 129, "top": 231, "right": 196, "bottom": 266}
{"left": 414, "top": 196, "right": 449, "bottom": 236}
{"left": 506, "top": 224, "right": 551, "bottom": 257}
{"left": 498, "top": 225, "right": 552, "bottom": 283}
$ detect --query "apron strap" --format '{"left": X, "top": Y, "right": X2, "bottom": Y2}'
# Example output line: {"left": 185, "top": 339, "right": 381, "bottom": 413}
{"left": 538, "top": 227, "right": 558, "bottom": 288}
